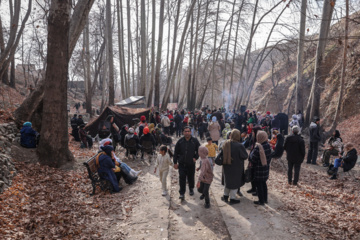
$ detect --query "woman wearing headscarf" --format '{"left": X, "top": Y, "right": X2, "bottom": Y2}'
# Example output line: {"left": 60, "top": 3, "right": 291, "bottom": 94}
{"left": 219, "top": 129, "right": 248, "bottom": 204}
{"left": 322, "top": 130, "right": 343, "bottom": 167}
{"left": 249, "top": 131, "right": 272, "bottom": 205}
{"left": 97, "top": 145, "right": 122, "bottom": 193}
{"left": 208, "top": 116, "right": 221, "bottom": 145}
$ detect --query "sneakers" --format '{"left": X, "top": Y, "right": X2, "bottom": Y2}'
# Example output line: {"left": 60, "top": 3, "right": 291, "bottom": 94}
{"left": 179, "top": 194, "right": 185, "bottom": 200}
{"left": 189, "top": 189, "right": 194, "bottom": 196}
{"left": 221, "top": 195, "right": 229, "bottom": 202}
{"left": 135, "top": 170, "right": 142, "bottom": 176}
{"left": 200, "top": 195, "right": 205, "bottom": 200}
{"left": 229, "top": 199, "right": 241, "bottom": 205}
{"left": 162, "top": 191, "right": 167, "bottom": 196}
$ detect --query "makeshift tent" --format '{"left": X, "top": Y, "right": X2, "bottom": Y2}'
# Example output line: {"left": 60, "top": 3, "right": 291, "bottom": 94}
{"left": 85, "top": 106, "right": 150, "bottom": 137}
{"left": 115, "top": 96, "right": 146, "bottom": 108}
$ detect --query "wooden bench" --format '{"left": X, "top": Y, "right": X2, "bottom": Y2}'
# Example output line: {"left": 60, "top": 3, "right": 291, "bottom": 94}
{"left": 83, "top": 154, "right": 113, "bottom": 195}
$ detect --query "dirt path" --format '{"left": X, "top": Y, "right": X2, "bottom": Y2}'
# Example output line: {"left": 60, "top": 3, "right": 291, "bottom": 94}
{"left": 116, "top": 141, "right": 310, "bottom": 240}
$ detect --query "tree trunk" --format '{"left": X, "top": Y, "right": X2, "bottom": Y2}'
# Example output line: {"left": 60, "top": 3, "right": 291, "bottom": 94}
{"left": 147, "top": 0, "right": 157, "bottom": 107}
{"left": 84, "top": 19, "right": 92, "bottom": 116}
{"left": 0, "top": 16, "right": 9, "bottom": 84}
{"left": 140, "top": 0, "right": 146, "bottom": 96}
{"left": 187, "top": 13, "right": 194, "bottom": 109}
{"left": 37, "top": 0, "right": 74, "bottom": 168}
{"left": 211, "top": 0, "right": 221, "bottom": 110}
{"left": 328, "top": 0, "right": 347, "bottom": 133}
{"left": 9, "top": 56, "right": 15, "bottom": 88}
{"left": 161, "top": 0, "right": 196, "bottom": 110}
{"left": 106, "top": 0, "right": 115, "bottom": 105}
{"left": 295, "top": 0, "right": 307, "bottom": 114}
{"left": 116, "top": 0, "right": 126, "bottom": 99}
{"left": 308, "top": 0, "right": 336, "bottom": 122}
{"left": 153, "top": 0, "right": 165, "bottom": 108}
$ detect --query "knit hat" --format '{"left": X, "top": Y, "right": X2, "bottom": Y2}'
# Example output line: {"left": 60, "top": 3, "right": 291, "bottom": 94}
{"left": 143, "top": 126, "right": 149, "bottom": 135}
{"left": 198, "top": 146, "right": 209, "bottom": 159}
{"left": 23, "top": 122, "right": 32, "bottom": 127}
{"left": 292, "top": 125, "right": 300, "bottom": 133}
{"left": 140, "top": 115, "right": 146, "bottom": 122}
{"left": 266, "top": 111, "right": 271, "bottom": 115}
{"left": 129, "top": 128, "right": 134, "bottom": 134}
{"left": 101, "top": 145, "right": 114, "bottom": 156}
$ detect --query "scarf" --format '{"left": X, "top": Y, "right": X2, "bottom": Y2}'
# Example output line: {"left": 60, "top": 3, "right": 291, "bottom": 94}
{"left": 223, "top": 129, "right": 241, "bottom": 165}
{"left": 255, "top": 131, "right": 268, "bottom": 166}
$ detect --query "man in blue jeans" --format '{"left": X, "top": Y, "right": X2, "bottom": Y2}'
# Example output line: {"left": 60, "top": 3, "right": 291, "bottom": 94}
{"left": 307, "top": 117, "right": 321, "bottom": 164}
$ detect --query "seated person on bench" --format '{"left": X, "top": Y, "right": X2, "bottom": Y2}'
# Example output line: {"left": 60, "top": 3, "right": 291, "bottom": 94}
{"left": 124, "top": 128, "right": 140, "bottom": 157}
{"left": 97, "top": 145, "right": 122, "bottom": 193}
{"left": 99, "top": 138, "right": 141, "bottom": 182}
{"left": 330, "top": 143, "right": 358, "bottom": 180}
{"left": 140, "top": 126, "right": 156, "bottom": 159}
{"left": 20, "top": 122, "right": 39, "bottom": 148}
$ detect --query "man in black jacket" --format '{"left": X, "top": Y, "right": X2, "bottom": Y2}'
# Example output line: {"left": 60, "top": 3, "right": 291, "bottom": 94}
{"left": 307, "top": 117, "right": 321, "bottom": 164}
{"left": 284, "top": 126, "right": 306, "bottom": 185}
{"left": 174, "top": 126, "right": 200, "bottom": 200}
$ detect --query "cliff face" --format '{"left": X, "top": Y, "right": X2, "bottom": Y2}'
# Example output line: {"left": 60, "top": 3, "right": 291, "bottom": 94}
{"left": 249, "top": 12, "right": 360, "bottom": 129}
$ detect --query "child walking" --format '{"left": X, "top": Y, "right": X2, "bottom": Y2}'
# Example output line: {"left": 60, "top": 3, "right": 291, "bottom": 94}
{"left": 205, "top": 137, "right": 218, "bottom": 169}
{"left": 154, "top": 145, "right": 174, "bottom": 196}
{"left": 197, "top": 146, "right": 214, "bottom": 208}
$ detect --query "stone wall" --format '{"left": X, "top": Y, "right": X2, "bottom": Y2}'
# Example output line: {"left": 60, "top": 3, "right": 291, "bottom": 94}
{"left": 0, "top": 122, "right": 19, "bottom": 193}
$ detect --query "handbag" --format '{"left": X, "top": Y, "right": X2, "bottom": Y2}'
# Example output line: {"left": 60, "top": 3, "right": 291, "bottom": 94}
{"left": 215, "top": 150, "right": 223, "bottom": 166}
{"left": 244, "top": 167, "right": 254, "bottom": 183}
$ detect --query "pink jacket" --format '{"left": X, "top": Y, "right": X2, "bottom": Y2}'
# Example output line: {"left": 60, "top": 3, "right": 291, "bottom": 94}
{"left": 198, "top": 157, "right": 214, "bottom": 184}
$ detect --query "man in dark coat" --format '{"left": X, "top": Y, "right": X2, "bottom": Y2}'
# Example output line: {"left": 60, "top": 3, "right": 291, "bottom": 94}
{"left": 174, "top": 126, "right": 200, "bottom": 200}
{"left": 284, "top": 126, "right": 305, "bottom": 185}
{"left": 307, "top": 117, "right": 321, "bottom": 164}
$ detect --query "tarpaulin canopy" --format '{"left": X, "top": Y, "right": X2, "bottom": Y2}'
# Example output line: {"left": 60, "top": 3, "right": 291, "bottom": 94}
{"left": 85, "top": 106, "right": 150, "bottom": 137}
{"left": 115, "top": 96, "right": 146, "bottom": 108}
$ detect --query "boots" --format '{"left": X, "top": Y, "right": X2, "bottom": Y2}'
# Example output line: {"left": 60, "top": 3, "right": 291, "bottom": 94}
{"left": 221, "top": 195, "right": 229, "bottom": 202}
{"left": 330, "top": 168, "right": 338, "bottom": 180}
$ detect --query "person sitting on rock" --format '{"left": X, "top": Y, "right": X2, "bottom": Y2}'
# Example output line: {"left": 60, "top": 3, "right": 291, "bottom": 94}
{"left": 330, "top": 143, "right": 358, "bottom": 180}
{"left": 20, "top": 122, "right": 38, "bottom": 148}
{"left": 321, "top": 130, "right": 343, "bottom": 167}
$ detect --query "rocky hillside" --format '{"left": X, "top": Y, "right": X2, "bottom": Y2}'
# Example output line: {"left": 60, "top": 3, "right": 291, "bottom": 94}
{"left": 250, "top": 12, "right": 360, "bottom": 128}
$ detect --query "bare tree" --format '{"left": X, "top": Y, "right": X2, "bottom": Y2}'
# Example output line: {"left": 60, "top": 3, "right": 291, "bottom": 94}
{"left": 106, "top": 0, "right": 115, "bottom": 105}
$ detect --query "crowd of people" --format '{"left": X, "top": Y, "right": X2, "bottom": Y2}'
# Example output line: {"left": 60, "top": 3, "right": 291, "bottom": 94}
{"left": 18, "top": 106, "right": 358, "bottom": 207}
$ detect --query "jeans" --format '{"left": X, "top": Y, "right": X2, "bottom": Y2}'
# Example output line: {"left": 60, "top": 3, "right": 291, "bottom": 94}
{"left": 334, "top": 158, "right": 342, "bottom": 168}
{"left": 159, "top": 170, "right": 169, "bottom": 191}
{"left": 120, "top": 162, "right": 131, "bottom": 176}
{"left": 307, "top": 141, "right": 319, "bottom": 164}
{"left": 178, "top": 163, "right": 195, "bottom": 195}
{"left": 288, "top": 161, "right": 301, "bottom": 184}
{"left": 255, "top": 180, "right": 267, "bottom": 204}
{"left": 224, "top": 188, "right": 237, "bottom": 200}
{"left": 198, "top": 182, "right": 210, "bottom": 204}
{"left": 176, "top": 125, "right": 182, "bottom": 137}
{"left": 323, "top": 148, "right": 339, "bottom": 164}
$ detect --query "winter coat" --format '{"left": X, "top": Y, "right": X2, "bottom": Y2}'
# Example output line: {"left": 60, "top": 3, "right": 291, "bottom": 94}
{"left": 140, "top": 133, "right": 156, "bottom": 148}
{"left": 342, "top": 148, "right": 358, "bottom": 172}
{"left": 271, "top": 134, "right": 284, "bottom": 159}
{"left": 208, "top": 122, "right": 221, "bottom": 141}
{"left": 222, "top": 141, "right": 248, "bottom": 189}
{"left": 161, "top": 116, "right": 170, "bottom": 127}
{"left": 97, "top": 153, "right": 120, "bottom": 192}
{"left": 328, "top": 137, "right": 343, "bottom": 152}
{"left": 119, "top": 126, "right": 128, "bottom": 147}
{"left": 174, "top": 136, "right": 200, "bottom": 165}
{"left": 283, "top": 134, "right": 306, "bottom": 164}
{"left": 271, "top": 117, "right": 280, "bottom": 130}
{"left": 198, "top": 157, "right": 214, "bottom": 184}
{"left": 309, "top": 122, "right": 321, "bottom": 142}
{"left": 249, "top": 142, "right": 272, "bottom": 181}
{"left": 20, "top": 126, "right": 38, "bottom": 148}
